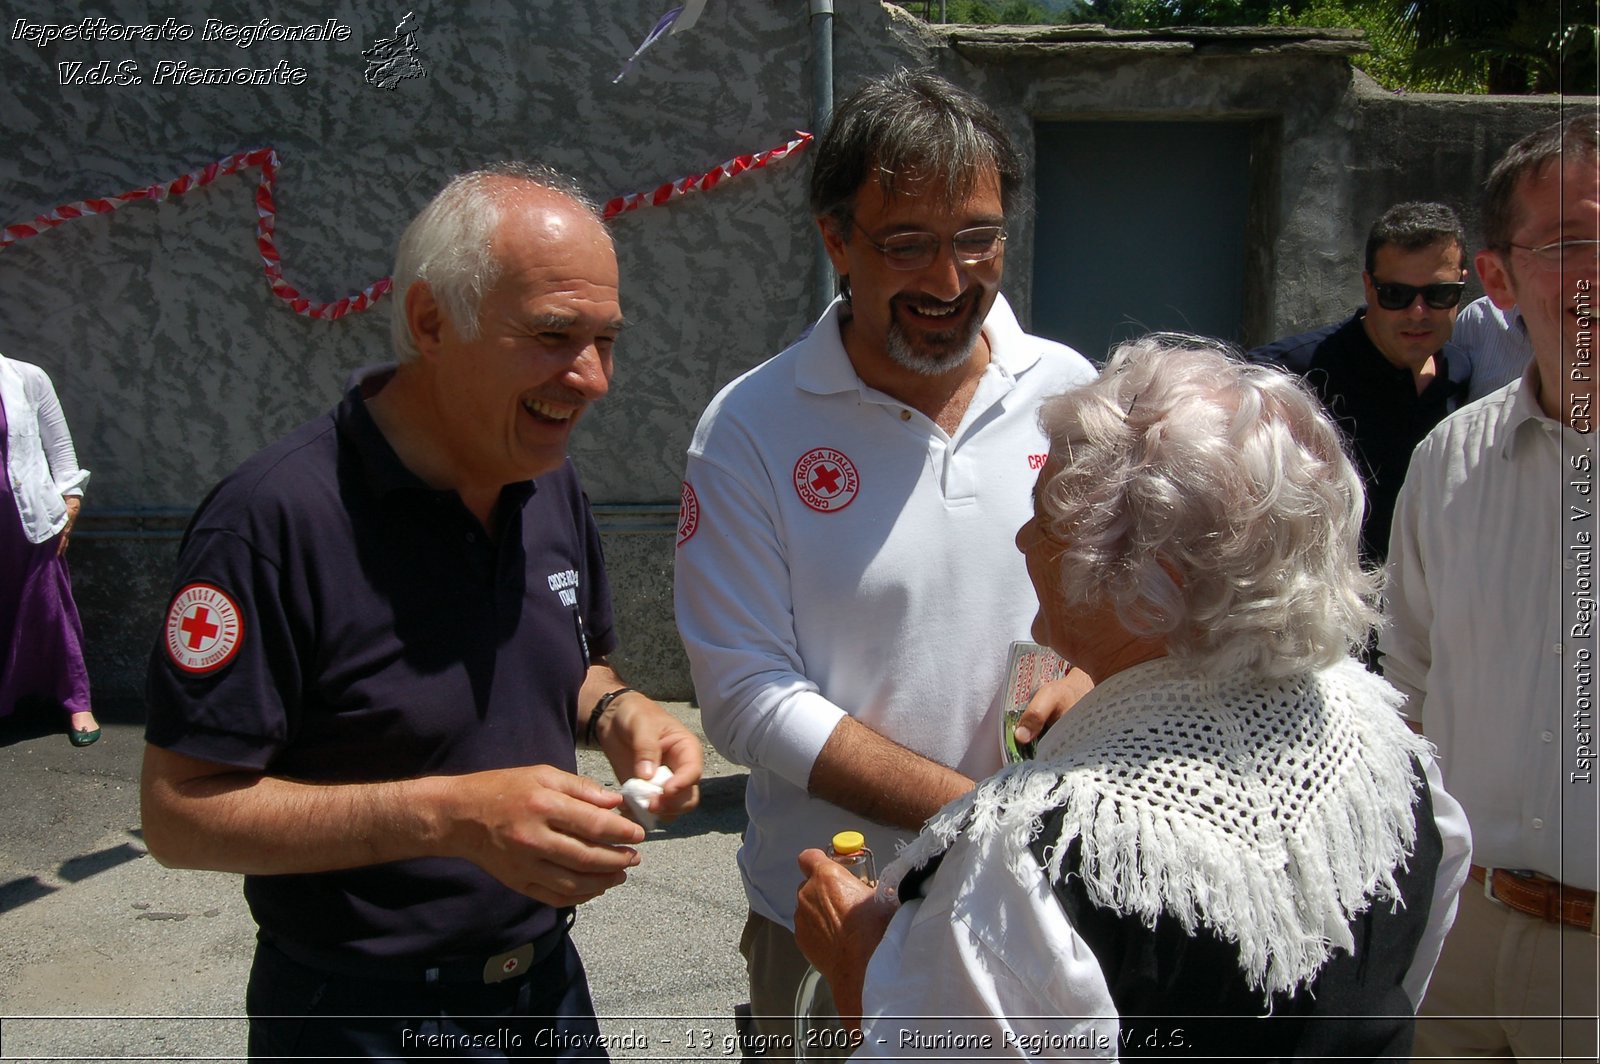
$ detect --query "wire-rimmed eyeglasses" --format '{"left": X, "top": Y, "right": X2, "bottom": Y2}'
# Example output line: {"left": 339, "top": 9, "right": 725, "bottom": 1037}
{"left": 1503, "top": 238, "right": 1600, "bottom": 272}
{"left": 852, "top": 221, "right": 1007, "bottom": 271}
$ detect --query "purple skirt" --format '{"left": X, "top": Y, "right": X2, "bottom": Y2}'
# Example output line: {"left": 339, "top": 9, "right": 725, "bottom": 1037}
{"left": 0, "top": 401, "right": 91, "bottom": 719}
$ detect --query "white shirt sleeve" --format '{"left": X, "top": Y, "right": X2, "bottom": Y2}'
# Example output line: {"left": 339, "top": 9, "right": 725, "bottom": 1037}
{"left": 853, "top": 831, "right": 1120, "bottom": 1060}
{"left": 1403, "top": 754, "right": 1472, "bottom": 1008}
{"left": 25, "top": 362, "right": 89, "bottom": 497}
{"left": 1379, "top": 461, "right": 1433, "bottom": 718}
{"left": 675, "top": 450, "right": 847, "bottom": 788}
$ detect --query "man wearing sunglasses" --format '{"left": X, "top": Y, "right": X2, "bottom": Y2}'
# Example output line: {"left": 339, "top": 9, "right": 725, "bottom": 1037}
{"left": 1248, "top": 201, "right": 1473, "bottom": 565}
{"left": 675, "top": 70, "right": 1096, "bottom": 1053}
{"left": 1384, "top": 114, "right": 1599, "bottom": 1063}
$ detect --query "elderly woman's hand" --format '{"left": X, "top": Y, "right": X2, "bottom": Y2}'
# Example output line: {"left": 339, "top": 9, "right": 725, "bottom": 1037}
{"left": 1013, "top": 666, "right": 1094, "bottom": 746}
{"left": 794, "top": 848, "right": 899, "bottom": 1031}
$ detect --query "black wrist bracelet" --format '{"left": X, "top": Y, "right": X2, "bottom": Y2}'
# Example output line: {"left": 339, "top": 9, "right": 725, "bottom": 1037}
{"left": 584, "top": 687, "right": 634, "bottom": 746}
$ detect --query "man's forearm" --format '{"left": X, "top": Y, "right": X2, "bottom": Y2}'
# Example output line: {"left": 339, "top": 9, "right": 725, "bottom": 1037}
{"left": 807, "top": 716, "right": 974, "bottom": 831}
{"left": 140, "top": 745, "right": 451, "bottom": 874}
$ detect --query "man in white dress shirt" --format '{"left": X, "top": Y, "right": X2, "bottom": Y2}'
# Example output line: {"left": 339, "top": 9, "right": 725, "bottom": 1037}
{"left": 1382, "top": 114, "right": 1600, "bottom": 1061}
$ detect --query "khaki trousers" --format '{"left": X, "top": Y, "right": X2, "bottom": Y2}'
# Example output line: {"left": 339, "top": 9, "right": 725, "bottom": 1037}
{"left": 740, "top": 910, "right": 854, "bottom": 1061}
{"left": 1414, "top": 880, "right": 1599, "bottom": 1061}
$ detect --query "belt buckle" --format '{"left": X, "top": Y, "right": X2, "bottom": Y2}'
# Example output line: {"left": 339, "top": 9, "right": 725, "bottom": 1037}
{"left": 483, "top": 942, "right": 535, "bottom": 984}
{"left": 1483, "top": 868, "right": 1533, "bottom": 906}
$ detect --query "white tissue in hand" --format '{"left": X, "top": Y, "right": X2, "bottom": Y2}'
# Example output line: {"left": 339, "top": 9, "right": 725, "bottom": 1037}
{"left": 620, "top": 765, "right": 673, "bottom": 829}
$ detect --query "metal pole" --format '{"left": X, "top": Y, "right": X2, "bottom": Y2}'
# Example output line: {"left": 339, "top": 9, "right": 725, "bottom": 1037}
{"left": 809, "top": 0, "right": 835, "bottom": 319}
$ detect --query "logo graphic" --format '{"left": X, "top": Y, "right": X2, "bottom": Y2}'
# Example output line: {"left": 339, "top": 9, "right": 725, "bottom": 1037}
{"left": 677, "top": 481, "right": 700, "bottom": 546}
{"left": 165, "top": 583, "right": 244, "bottom": 674}
{"left": 363, "top": 11, "right": 427, "bottom": 89}
{"left": 793, "top": 448, "right": 860, "bottom": 513}
{"left": 546, "top": 568, "right": 579, "bottom": 608}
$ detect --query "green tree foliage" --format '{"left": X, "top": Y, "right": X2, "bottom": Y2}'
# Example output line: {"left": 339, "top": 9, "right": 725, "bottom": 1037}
{"left": 1268, "top": 0, "right": 1486, "bottom": 92}
{"left": 925, "top": 1, "right": 1074, "bottom": 22}
{"left": 1273, "top": 0, "right": 1595, "bottom": 94}
{"left": 1092, "top": 0, "right": 1289, "bottom": 26}
{"left": 895, "top": 0, "right": 1595, "bottom": 94}
{"left": 1382, "top": 0, "right": 1596, "bottom": 94}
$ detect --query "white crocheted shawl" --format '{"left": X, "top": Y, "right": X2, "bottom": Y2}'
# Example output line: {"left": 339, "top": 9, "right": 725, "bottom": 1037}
{"left": 883, "top": 657, "right": 1435, "bottom": 997}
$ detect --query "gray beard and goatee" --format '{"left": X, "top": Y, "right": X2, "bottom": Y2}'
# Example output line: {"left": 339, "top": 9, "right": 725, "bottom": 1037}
{"left": 885, "top": 296, "right": 985, "bottom": 376}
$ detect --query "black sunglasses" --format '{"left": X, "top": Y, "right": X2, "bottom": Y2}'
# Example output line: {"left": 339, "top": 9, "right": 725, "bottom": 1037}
{"left": 1371, "top": 280, "right": 1466, "bottom": 311}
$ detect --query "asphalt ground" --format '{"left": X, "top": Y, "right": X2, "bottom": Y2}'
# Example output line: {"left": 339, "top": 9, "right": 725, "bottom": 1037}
{"left": 0, "top": 698, "right": 757, "bottom": 1062}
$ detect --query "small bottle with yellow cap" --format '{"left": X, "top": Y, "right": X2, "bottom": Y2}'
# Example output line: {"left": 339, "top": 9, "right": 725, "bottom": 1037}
{"left": 827, "top": 829, "right": 876, "bottom": 884}
{"left": 794, "top": 829, "right": 875, "bottom": 1060}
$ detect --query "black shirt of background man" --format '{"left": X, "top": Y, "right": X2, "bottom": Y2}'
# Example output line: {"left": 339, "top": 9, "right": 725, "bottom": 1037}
{"left": 1248, "top": 311, "right": 1473, "bottom": 565}
{"left": 145, "top": 368, "right": 615, "bottom": 964}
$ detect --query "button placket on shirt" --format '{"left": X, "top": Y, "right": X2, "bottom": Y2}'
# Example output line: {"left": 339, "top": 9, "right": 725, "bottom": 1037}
{"left": 942, "top": 368, "right": 1014, "bottom": 505}
{"left": 884, "top": 402, "right": 961, "bottom": 502}
{"left": 427, "top": 492, "right": 496, "bottom": 587}
{"left": 877, "top": 363, "right": 1009, "bottom": 505}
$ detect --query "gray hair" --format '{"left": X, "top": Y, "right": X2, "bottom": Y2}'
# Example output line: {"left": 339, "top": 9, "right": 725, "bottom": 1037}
{"left": 389, "top": 162, "right": 606, "bottom": 363}
{"left": 808, "top": 69, "right": 1027, "bottom": 231}
{"left": 1482, "top": 113, "right": 1600, "bottom": 251}
{"left": 1035, "top": 335, "right": 1380, "bottom": 678}
{"left": 1364, "top": 201, "right": 1464, "bottom": 273}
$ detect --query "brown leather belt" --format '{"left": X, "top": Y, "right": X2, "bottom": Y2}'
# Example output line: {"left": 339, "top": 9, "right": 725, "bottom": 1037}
{"left": 1470, "top": 865, "right": 1599, "bottom": 935}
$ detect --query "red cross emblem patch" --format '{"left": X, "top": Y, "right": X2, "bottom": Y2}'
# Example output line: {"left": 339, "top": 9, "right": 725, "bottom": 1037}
{"left": 793, "top": 448, "right": 860, "bottom": 513}
{"left": 164, "top": 583, "right": 244, "bottom": 674}
{"left": 677, "top": 481, "right": 700, "bottom": 547}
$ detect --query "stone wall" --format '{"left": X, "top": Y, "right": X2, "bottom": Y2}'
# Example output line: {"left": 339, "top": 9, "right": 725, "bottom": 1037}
{"left": 0, "top": 2, "right": 1583, "bottom": 705}
{"left": 930, "top": 23, "right": 1572, "bottom": 343}
{"left": 1332, "top": 78, "right": 1567, "bottom": 327}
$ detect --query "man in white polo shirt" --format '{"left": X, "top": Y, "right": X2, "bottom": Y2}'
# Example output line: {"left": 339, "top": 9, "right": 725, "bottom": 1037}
{"left": 1383, "top": 114, "right": 1599, "bottom": 1061}
{"left": 674, "top": 70, "right": 1095, "bottom": 1052}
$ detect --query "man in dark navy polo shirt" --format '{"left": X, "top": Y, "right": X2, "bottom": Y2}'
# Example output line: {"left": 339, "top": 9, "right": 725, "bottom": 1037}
{"left": 1248, "top": 201, "right": 1474, "bottom": 566}
{"left": 140, "top": 164, "right": 703, "bottom": 1061}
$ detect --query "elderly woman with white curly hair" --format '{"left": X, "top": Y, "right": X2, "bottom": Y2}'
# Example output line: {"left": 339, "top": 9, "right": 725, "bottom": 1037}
{"left": 794, "top": 336, "right": 1471, "bottom": 1060}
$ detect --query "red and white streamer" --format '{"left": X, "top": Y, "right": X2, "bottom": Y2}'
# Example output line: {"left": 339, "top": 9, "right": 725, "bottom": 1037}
{"left": 603, "top": 131, "right": 812, "bottom": 220}
{"left": 0, "top": 147, "right": 390, "bottom": 321}
{"left": 1, "top": 131, "right": 813, "bottom": 321}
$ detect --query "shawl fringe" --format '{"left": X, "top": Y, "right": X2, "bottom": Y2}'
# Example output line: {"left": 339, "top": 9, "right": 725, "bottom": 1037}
{"left": 881, "top": 658, "right": 1432, "bottom": 998}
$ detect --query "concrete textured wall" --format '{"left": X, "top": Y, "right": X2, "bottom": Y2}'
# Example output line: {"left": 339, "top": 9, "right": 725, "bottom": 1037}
{"left": 1258, "top": 72, "right": 1566, "bottom": 337}
{"left": 960, "top": 44, "right": 1360, "bottom": 348}
{"left": 0, "top": 1, "right": 1584, "bottom": 705}
{"left": 924, "top": 29, "right": 1574, "bottom": 346}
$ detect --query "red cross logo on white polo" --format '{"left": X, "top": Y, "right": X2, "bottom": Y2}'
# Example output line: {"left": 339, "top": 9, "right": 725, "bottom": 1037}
{"left": 164, "top": 583, "right": 244, "bottom": 674}
{"left": 793, "top": 447, "right": 860, "bottom": 513}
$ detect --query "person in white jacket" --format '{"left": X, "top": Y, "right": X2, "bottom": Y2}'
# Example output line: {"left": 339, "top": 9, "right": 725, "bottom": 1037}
{"left": 0, "top": 352, "right": 97, "bottom": 745}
